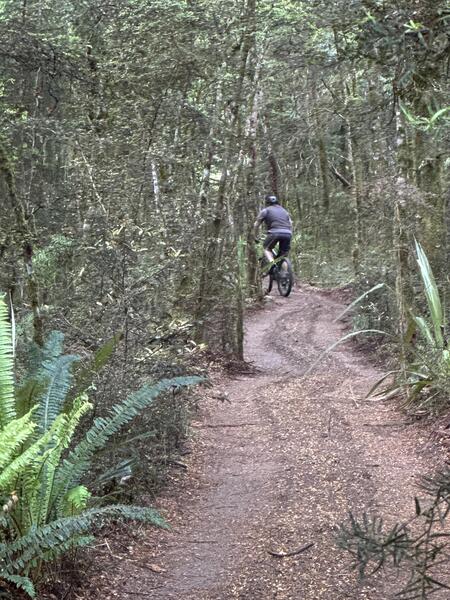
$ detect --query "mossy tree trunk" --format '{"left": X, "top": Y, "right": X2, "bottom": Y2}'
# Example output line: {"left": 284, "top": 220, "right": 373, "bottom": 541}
{"left": 0, "top": 142, "right": 43, "bottom": 346}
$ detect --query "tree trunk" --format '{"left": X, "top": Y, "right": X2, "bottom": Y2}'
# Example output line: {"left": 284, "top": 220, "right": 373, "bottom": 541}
{"left": 194, "top": 0, "right": 256, "bottom": 354}
{"left": 0, "top": 142, "right": 43, "bottom": 346}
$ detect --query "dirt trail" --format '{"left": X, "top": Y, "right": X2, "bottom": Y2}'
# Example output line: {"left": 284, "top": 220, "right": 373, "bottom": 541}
{"left": 87, "top": 286, "right": 442, "bottom": 599}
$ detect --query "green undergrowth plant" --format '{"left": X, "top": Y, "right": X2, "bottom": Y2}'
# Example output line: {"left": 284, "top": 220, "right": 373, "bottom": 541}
{"left": 338, "top": 465, "right": 450, "bottom": 599}
{"left": 0, "top": 295, "right": 201, "bottom": 598}
{"left": 368, "top": 240, "right": 450, "bottom": 414}
{"left": 328, "top": 241, "right": 449, "bottom": 415}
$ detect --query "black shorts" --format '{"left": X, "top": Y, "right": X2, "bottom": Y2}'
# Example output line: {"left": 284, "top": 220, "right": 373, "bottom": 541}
{"left": 263, "top": 233, "right": 291, "bottom": 256}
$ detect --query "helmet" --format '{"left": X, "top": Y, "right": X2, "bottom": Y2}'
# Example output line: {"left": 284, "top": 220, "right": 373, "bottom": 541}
{"left": 265, "top": 194, "right": 278, "bottom": 205}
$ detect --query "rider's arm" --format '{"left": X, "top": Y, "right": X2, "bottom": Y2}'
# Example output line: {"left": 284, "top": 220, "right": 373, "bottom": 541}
{"left": 253, "top": 208, "right": 267, "bottom": 240}
{"left": 253, "top": 218, "right": 262, "bottom": 240}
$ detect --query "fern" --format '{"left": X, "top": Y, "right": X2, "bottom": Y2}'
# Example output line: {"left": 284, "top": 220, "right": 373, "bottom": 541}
{"left": 54, "top": 376, "right": 202, "bottom": 502}
{"left": 35, "top": 353, "right": 80, "bottom": 435}
{"left": 0, "top": 574, "right": 35, "bottom": 598}
{"left": 0, "top": 410, "right": 36, "bottom": 472}
{"left": 16, "top": 332, "right": 66, "bottom": 418}
{"left": 0, "top": 307, "right": 202, "bottom": 598}
{"left": 0, "top": 296, "right": 16, "bottom": 427}
{"left": 26, "top": 395, "right": 92, "bottom": 528}
{"left": 0, "top": 419, "right": 58, "bottom": 493}
{"left": 61, "top": 485, "right": 91, "bottom": 516}
{"left": 27, "top": 331, "right": 65, "bottom": 375}
{"left": 0, "top": 505, "right": 167, "bottom": 575}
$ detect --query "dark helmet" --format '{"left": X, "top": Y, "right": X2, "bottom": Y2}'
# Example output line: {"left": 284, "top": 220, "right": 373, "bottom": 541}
{"left": 265, "top": 194, "right": 278, "bottom": 205}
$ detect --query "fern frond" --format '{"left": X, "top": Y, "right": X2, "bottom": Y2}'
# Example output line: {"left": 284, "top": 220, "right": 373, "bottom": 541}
{"left": 54, "top": 376, "right": 202, "bottom": 498}
{"left": 16, "top": 378, "right": 46, "bottom": 419}
{"left": 27, "top": 331, "right": 65, "bottom": 377}
{"left": 61, "top": 485, "right": 91, "bottom": 516}
{"left": 18, "top": 331, "right": 79, "bottom": 434}
{"left": 33, "top": 534, "right": 94, "bottom": 569}
{"left": 25, "top": 396, "right": 92, "bottom": 527}
{"left": 35, "top": 353, "right": 80, "bottom": 434}
{"left": 1, "top": 505, "right": 167, "bottom": 575}
{"left": 72, "top": 333, "right": 122, "bottom": 398}
{"left": 0, "top": 409, "right": 36, "bottom": 473}
{"left": 0, "top": 418, "right": 58, "bottom": 493}
{"left": 0, "top": 573, "right": 35, "bottom": 598}
{"left": 0, "top": 295, "right": 16, "bottom": 427}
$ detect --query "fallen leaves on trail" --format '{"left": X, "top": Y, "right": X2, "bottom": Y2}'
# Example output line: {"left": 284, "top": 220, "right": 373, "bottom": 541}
{"left": 268, "top": 542, "right": 314, "bottom": 558}
{"left": 149, "top": 564, "right": 166, "bottom": 574}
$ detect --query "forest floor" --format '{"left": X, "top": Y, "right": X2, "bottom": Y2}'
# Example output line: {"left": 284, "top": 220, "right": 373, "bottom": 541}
{"left": 78, "top": 285, "right": 445, "bottom": 600}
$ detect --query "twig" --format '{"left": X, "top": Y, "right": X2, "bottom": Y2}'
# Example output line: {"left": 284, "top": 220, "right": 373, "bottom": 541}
{"left": 75, "top": 140, "right": 107, "bottom": 214}
{"left": 268, "top": 542, "right": 314, "bottom": 558}
{"left": 329, "top": 163, "right": 352, "bottom": 187}
{"left": 169, "top": 459, "right": 188, "bottom": 470}
{"left": 184, "top": 539, "right": 219, "bottom": 544}
{"left": 100, "top": 539, "right": 126, "bottom": 561}
{"left": 194, "top": 422, "right": 259, "bottom": 429}
{"left": 348, "top": 383, "right": 359, "bottom": 409}
{"left": 125, "top": 592, "right": 164, "bottom": 596}
{"left": 363, "top": 421, "right": 414, "bottom": 427}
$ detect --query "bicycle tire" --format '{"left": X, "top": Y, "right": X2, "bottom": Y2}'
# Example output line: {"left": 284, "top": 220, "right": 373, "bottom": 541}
{"left": 277, "top": 258, "right": 293, "bottom": 297}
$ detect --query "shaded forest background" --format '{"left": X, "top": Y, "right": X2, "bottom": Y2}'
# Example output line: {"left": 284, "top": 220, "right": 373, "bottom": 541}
{"left": 2, "top": 0, "right": 449, "bottom": 358}
{"left": 1, "top": 0, "right": 447, "bottom": 349}
{"left": 0, "top": 0, "right": 449, "bottom": 593}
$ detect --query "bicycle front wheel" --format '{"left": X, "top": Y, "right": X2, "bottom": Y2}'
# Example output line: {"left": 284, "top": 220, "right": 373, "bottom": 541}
{"left": 277, "top": 258, "right": 293, "bottom": 297}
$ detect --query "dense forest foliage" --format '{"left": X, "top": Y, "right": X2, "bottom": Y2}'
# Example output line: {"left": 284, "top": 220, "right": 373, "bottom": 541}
{"left": 0, "top": 0, "right": 449, "bottom": 596}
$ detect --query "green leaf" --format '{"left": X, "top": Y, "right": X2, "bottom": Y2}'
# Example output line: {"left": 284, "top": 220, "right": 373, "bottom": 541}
{"left": 0, "top": 408, "right": 36, "bottom": 474}
{"left": 36, "top": 353, "right": 80, "bottom": 434}
{"left": 413, "top": 316, "right": 434, "bottom": 347}
{"left": 62, "top": 485, "right": 91, "bottom": 516}
{"left": 414, "top": 239, "right": 443, "bottom": 347}
{"left": 428, "top": 106, "right": 450, "bottom": 127}
{"left": 365, "top": 370, "right": 400, "bottom": 398}
{"left": 334, "top": 283, "right": 385, "bottom": 323}
{"left": 0, "top": 295, "right": 17, "bottom": 427}
{"left": 305, "top": 330, "right": 389, "bottom": 375}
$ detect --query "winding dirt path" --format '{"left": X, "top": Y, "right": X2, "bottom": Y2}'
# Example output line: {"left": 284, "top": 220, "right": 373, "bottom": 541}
{"left": 86, "top": 286, "right": 442, "bottom": 599}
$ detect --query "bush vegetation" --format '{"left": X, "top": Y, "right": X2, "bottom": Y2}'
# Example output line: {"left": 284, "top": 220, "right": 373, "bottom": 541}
{"left": 0, "top": 296, "right": 200, "bottom": 597}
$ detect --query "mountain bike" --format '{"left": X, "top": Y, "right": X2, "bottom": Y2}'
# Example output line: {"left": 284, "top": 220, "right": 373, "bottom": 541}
{"left": 259, "top": 249, "right": 294, "bottom": 297}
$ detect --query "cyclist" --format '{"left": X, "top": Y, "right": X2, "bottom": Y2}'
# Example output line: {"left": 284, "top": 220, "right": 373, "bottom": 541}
{"left": 253, "top": 194, "right": 293, "bottom": 274}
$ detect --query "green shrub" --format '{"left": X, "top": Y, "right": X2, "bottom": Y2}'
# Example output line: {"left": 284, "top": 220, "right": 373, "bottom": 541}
{"left": 369, "top": 240, "right": 450, "bottom": 414}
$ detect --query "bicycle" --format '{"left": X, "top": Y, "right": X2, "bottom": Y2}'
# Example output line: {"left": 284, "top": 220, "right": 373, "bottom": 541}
{"left": 258, "top": 246, "right": 294, "bottom": 297}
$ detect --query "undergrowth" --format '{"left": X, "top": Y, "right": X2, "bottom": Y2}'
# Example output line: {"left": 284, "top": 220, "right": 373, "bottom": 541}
{"left": 0, "top": 295, "right": 201, "bottom": 597}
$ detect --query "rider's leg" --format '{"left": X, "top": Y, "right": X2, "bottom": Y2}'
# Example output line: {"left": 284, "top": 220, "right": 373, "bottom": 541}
{"left": 278, "top": 235, "right": 292, "bottom": 273}
{"left": 263, "top": 235, "right": 277, "bottom": 266}
{"left": 264, "top": 248, "right": 274, "bottom": 263}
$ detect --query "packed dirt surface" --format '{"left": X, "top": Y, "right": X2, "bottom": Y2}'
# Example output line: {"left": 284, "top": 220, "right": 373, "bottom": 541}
{"left": 81, "top": 285, "right": 443, "bottom": 599}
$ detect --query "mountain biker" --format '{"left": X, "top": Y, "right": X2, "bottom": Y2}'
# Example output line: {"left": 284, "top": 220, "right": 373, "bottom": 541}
{"left": 253, "top": 195, "right": 293, "bottom": 270}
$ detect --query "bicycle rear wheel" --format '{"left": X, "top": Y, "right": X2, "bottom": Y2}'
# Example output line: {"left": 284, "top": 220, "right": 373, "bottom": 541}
{"left": 277, "top": 258, "right": 293, "bottom": 297}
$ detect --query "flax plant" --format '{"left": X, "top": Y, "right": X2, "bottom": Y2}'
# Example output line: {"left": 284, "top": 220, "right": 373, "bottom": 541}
{"left": 368, "top": 240, "right": 450, "bottom": 414}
